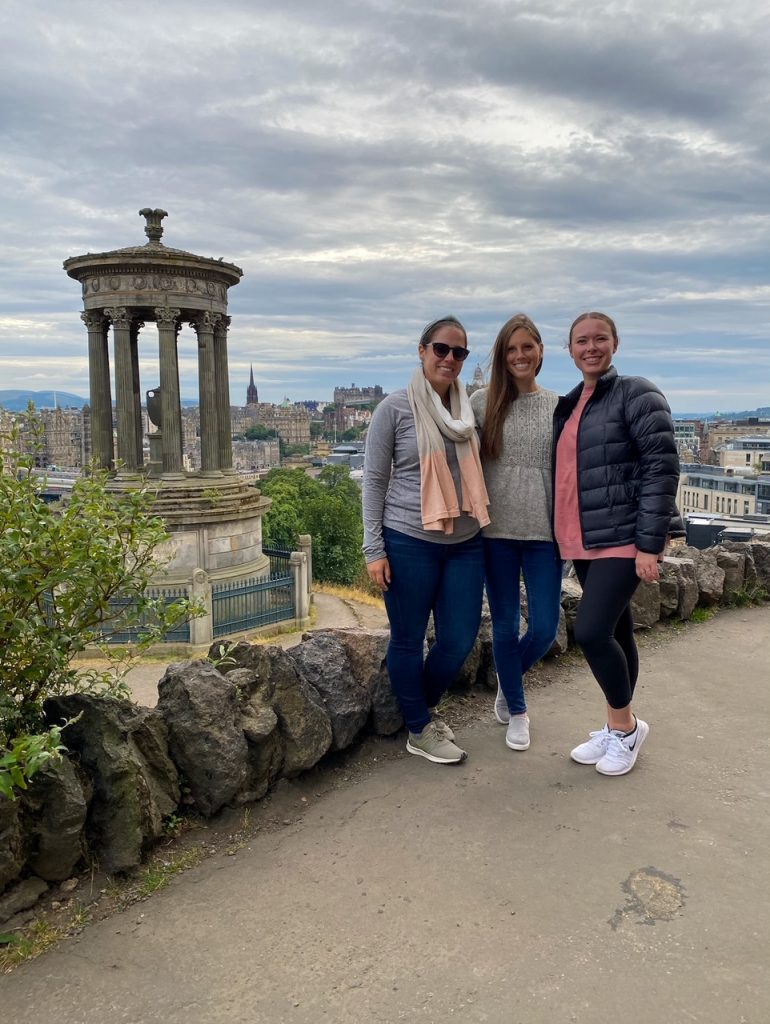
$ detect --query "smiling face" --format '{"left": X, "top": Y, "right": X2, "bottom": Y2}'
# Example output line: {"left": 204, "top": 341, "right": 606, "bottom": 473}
{"left": 419, "top": 323, "right": 468, "bottom": 396}
{"left": 569, "top": 315, "right": 618, "bottom": 383}
{"left": 505, "top": 327, "right": 543, "bottom": 393}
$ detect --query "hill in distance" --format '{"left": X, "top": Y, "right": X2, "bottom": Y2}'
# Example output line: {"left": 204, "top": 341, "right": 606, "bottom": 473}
{"left": 0, "top": 390, "right": 87, "bottom": 411}
{"left": 0, "top": 390, "right": 201, "bottom": 412}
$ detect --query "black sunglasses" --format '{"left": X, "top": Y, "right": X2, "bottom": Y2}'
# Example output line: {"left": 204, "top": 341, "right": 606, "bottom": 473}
{"left": 424, "top": 341, "right": 470, "bottom": 362}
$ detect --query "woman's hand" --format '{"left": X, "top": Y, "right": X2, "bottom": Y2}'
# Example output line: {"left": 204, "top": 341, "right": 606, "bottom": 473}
{"left": 367, "top": 557, "right": 392, "bottom": 592}
{"left": 636, "top": 550, "right": 660, "bottom": 583}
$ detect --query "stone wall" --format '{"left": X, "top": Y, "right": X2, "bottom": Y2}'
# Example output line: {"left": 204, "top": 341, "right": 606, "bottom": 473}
{"left": 2, "top": 541, "right": 768, "bottom": 922}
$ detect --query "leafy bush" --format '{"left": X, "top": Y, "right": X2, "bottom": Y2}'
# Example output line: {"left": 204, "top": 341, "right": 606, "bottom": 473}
{"left": 0, "top": 409, "right": 197, "bottom": 799}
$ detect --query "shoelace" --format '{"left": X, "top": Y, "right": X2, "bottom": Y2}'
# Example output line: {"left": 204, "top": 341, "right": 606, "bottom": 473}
{"left": 603, "top": 732, "right": 630, "bottom": 762}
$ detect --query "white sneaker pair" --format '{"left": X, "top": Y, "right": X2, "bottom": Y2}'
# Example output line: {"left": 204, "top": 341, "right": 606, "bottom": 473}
{"left": 570, "top": 719, "right": 649, "bottom": 776}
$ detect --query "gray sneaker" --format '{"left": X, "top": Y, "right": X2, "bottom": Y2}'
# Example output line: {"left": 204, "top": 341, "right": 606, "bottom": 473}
{"left": 494, "top": 681, "right": 510, "bottom": 724}
{"left": 431, "top": 714, "right": 455, "bottom": 742}
{"left": 406, "top": 722, "right": 467, "bottom": 764}
{"left": 505, "top": 714, "right": 530, "bottom": 751}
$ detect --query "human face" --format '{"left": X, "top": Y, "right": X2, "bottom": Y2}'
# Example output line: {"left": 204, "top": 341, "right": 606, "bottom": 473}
{"left": 569, "top": 317, "right": 617, "bottom": 383}
{"left": 419, "top": 324, "right": 468, "bottom": 396}
{"left": 505, "top": 327, "right": 542, "bottom": 393}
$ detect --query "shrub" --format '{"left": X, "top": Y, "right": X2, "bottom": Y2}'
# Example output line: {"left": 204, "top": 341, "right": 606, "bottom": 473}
{"left": 0, "top": 409, "right": 197, "bottom": 798}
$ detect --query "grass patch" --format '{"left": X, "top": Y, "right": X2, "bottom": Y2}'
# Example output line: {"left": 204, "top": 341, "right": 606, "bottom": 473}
{"left": 0, "top": 904, "right": 91, "bottom": 973}
{"left": 315, "top": 581, "right": 385, "bottom": 609}
{"left": 110, "top": 845, "right": 205, "bottom": 907}
{"left": 689, "top": 606, "right": 716, "bottom": 623}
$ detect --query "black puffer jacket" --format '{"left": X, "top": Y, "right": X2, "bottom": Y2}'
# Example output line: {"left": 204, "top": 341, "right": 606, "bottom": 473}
{"left": 553, "top": 367, "right": 681, "bottom": 554}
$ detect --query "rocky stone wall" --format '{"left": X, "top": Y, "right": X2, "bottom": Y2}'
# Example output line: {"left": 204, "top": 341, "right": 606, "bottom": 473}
{"left": 2, "top": 541, "right": 768, "bottom": 920}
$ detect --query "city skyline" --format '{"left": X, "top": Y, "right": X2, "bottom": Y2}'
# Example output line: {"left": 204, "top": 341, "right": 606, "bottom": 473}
{"left": 1, "top": 1, "right": 769, "bottom": 413}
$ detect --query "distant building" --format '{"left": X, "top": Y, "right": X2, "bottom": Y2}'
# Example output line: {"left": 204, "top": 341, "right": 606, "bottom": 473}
{"left": 704, "top": 419, "right": 770, "bottom": 463}
{"left": 673, "top": 420, "right": 702, "bottom": 460}
{"left": 714, "top": 437, "right": 770, "bottom": 472}
{"left": 246, "top": 365, "right": 259, "bottom": 406}
{"left": 466, "top": 364, "right": 486, "bottom": 397}
{"left": 333, "top": 384, "right": 385, "bottom": 407}
{"left": 677, "top": 463, "right": 770, "bottom": 517}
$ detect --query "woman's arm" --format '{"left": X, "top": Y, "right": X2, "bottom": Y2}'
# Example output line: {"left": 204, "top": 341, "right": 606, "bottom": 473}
{"left": 625, "top": 379, "right": 680, "bottom": 555}
{"left": 362, "top": 399, "right": 396, "bottom": 568}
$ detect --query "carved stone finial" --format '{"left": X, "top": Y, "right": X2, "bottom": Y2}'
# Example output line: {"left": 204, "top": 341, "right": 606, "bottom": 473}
{"left": 139, "top": 208, "right": 168, "bottom": 244}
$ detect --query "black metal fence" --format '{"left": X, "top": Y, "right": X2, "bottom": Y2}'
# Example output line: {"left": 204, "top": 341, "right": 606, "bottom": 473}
{"left": 43, "top": 586, "right": 192, "bottom": 645}
{"left": 211, "top": 549, "right": 294, "bottom": 638}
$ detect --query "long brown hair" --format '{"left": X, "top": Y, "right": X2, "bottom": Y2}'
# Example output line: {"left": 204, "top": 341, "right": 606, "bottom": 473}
{"left": 481, "top": 314, "right": 543, "bottom": 460}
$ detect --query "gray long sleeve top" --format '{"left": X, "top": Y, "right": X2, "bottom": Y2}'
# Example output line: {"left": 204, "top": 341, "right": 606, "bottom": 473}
{"left": 362, "top": 390, "right": 480, "bottom": 563}
{"left": 470, "top": 387, "right": 558, "bottom": 541}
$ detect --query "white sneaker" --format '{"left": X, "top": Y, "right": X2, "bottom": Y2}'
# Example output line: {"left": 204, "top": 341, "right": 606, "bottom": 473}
{"left": 494, "top": 681, "right": 510, "bottom": 724}
{"left": 596, "top": 719, "right": 649, "bottom": 776}
{"left": 505, "top": 714, "right": 530, "bottom": 751}
{"left": 570, "top": 724, "right": 611, "bottom": 765}
{"left": 406, "top": 722, "right": 467, "bottom": 764}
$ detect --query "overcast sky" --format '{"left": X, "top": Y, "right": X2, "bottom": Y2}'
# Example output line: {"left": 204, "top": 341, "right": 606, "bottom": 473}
{"left": 1, "top": 0, "right": 769, "bottom": 413}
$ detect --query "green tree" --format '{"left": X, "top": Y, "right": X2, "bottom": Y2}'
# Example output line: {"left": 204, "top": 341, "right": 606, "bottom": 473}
{"left": 0, "top": 411, "right": 197, "bottom": 799}
{"left": 244, "top": 424, "right": 278, "bottom": 441}
{"left": 259, "top": 465, "right": 364, "bottom": 584}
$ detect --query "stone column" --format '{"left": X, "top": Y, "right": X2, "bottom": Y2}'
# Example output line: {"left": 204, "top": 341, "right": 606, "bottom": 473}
{"left": 192, "top": 312, "right": 222, "bottom": 476}
{"left": 105, "top": 307, "right": 141, "bottom": 472}
{"left": 290, "top": 551, "right": 310, "bottom": 625}
{"left": 213, "top": 314, "right": 234, "bottom": 472}
{"left": 130, "top": 318, "right": 144, "bottom": 468}
{"left": 298, "top": 534, "right": 313, "bottom": 596}
{"left": 81, "top": 310, "right": 113, "bottom": 470}
{"left": 154, "top": 308, "right": 184, "bottom": 477}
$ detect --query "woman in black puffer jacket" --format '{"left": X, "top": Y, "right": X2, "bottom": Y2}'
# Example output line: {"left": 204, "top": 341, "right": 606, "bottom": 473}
{"left": 553, "top": 311, "right": 681, "bottom": 777}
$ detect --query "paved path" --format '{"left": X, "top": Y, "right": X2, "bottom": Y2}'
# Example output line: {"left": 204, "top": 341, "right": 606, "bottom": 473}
{"left": 4, "top": 605, "right": 769, "bottom": 1023}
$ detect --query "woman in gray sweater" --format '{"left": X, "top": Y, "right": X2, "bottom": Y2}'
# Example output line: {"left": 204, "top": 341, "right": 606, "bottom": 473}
{"left": 363, "top": 316, "right": 490, "bottom": 766}
{"left": 470, "top": 314, "right": 562, "bottom": 752}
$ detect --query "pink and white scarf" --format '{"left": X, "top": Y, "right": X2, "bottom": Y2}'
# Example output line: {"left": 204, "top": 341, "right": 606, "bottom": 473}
{"left": 407, "top": 366, "right": 490, "bottom": 534}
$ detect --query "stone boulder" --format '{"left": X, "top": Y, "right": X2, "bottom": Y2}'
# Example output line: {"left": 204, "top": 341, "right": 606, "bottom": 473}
{"left": 658, "top": 561, "right": 681, "bottom": 618}
{"left": 715, "top": 549, "right": 746, "bottom": 604}
{"left": 663, "top": 557, "right": 699, "bottom": 619}
{"left": 308, "top": 629, "right": 403, "bottom": 736}
{"left": 560, "top": 575, "right": 583, "bottom": 638}
{"left": 288, "top": 633, "right": 371, "bottom": 750}
{"left": 0, "top": 876, "right": 49, "bottom": 925}
{"left": 678, "top": 546, "right": 725, "bottom": 606}
{"left": 0, "top": 797, "right": 23, "bottom": 895}
{"left": 157, "top": 660, "right": 251, "bottom": 817}
{"left": 749, "top": 542, "right": 770, "bottom": 591}
{"left": 720, "top": 541, "right": 758, "bottom": 589}
{"left": 44, "top": 694, "right": 179, "bottom": 874}
{"left": 217, "top": 643, "right": 333, "bottom": 776}
{"left": 225, "top": 667, "right": 283, "bottom": 800}
{"left": 631, "top": 580, "right": 661, "bottom": 628}
{"left": 20, "top": 756, "right": 88, "bottom": 882}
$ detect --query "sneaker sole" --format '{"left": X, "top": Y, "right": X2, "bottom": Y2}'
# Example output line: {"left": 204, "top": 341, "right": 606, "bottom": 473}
{"left": 505, "top": 736, "right": 530, "bottom": 751}
{"left": 570, "top": 749, "right": 604, "bottom": 765}
{"left": 405, "top": 739, "right": 467, "bottom": 764}
{"left": 595, "top": 720, "right": 649, "bottom": 776}
{"left": 494, "top": 707, "right": 510, "bottom": 725}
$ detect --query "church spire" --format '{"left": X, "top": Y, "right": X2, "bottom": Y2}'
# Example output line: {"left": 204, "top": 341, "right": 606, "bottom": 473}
{"left": 246, "top": 364, "right": 259, "bottom": 405}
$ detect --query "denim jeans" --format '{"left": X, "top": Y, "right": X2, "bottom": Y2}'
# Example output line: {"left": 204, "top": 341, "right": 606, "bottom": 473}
{"left": 483, "top": 538, "right": 563, "bottom": 715}
{"left": 382, "top": 526, "right": 484, "bottom": 733}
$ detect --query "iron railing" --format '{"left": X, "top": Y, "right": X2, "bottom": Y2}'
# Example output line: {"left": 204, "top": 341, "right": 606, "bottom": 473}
{"left": 211, "top": 568, "right": 293, "bottom": 638}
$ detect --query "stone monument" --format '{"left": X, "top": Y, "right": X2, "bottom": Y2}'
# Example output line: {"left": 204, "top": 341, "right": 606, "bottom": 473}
{"left": 63, "top": 210, "right": 275, "bottom": 639}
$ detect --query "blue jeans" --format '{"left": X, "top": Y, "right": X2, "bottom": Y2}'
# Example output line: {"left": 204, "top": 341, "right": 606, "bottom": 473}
{"left": 383, "top": 526, "right": 484, "bottom": 733}
{"left": 483, "top": 538, "right": 563, "bottom": 715}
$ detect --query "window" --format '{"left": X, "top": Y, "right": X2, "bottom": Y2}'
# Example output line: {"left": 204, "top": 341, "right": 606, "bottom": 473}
{"left": 744, "top": 501, "right": 750, "bottom": 514}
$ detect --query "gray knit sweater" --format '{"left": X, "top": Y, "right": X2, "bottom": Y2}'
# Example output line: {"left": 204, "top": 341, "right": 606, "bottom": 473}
{"left": 470, "top": 387, "right": 558, "bottom": 541}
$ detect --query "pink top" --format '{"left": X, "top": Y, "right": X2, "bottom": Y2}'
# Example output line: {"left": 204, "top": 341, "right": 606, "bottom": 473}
{"left": 554, "top": 385, "right": 637, "bottom": 561}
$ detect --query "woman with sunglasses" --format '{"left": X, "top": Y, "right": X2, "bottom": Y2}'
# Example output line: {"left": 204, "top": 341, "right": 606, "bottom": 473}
{"left": 363, "top": 316, "right": 490, "bottom": 765}
{"left": 470, "top": 314, "right": 562, "bottom": 753}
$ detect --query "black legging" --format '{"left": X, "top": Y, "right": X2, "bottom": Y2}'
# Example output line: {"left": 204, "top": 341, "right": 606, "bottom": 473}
{"left": 572, "top": 558, "right": 640, "bottom": 710}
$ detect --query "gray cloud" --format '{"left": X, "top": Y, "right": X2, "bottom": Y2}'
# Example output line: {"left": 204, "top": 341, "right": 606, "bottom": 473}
{"left": 0, "top": 0, "right": 768, "bottom": 413}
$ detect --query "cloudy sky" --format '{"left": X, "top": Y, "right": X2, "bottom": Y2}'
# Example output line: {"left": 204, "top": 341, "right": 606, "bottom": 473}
{"left": 1, "top": 0, "right": 769, "bottom": 413}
